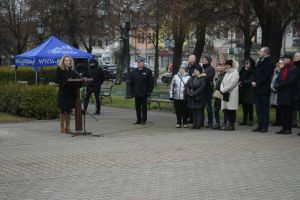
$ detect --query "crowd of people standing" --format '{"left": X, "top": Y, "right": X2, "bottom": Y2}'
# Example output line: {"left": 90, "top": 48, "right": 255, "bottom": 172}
{"left": 169, "top": 47, "right": 300, "bottom": 136}
{"left": 53, "top": 48, "right": 300, "bottom": 136}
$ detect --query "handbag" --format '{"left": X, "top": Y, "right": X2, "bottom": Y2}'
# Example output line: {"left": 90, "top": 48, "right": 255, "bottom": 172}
{"left": 222, "top": 92, "right": 230, "bottom": 102}
{"left": 213, "top": 90, "right": 223, "bottom": 99}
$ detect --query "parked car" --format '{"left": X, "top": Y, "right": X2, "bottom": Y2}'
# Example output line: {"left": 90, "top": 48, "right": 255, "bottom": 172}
{"left": 161, "top": 72, "right": 172, "bottom": 83}
{"left": 101, "top": 64, "right": 118, "bottom": 80}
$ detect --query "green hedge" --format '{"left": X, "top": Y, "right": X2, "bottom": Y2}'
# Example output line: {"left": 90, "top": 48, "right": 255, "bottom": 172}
{"left": 0, "top": 66, "right": 57, "bottom": 84}
{"left": 0, "top": 83, "right": 59, "bottom": 119}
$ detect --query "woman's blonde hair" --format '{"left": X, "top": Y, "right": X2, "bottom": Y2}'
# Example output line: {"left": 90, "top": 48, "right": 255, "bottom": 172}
{"left": 58, "top": 55, "right": 74, "bottom": 70}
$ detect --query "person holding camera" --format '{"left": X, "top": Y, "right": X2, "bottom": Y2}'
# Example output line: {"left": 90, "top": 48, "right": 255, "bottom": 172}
{"left": 83, "top": 58, "right": 104, "bottom": 115}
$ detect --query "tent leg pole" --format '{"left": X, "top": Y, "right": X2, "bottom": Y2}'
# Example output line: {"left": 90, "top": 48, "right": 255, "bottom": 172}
{"left": 14, "top": 68, "right": 17, "bottom": 84}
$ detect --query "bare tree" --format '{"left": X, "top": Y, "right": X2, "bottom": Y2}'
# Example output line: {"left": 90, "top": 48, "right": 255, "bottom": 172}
{"left": 234, "top": 0, "right": 259, "bottom": 61}
{"left": 162, "top": 0, "right": 191, "bottom": 74}
{"left": 251, "top": 0, "right": 300, "bottom": 62}
{"left": 0, "top": 0, "right": 35, "bottom": 55}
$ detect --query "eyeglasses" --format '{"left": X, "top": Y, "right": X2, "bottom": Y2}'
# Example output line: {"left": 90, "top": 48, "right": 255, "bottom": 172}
{"left": 64, "top": 59, "right": 71, "bottom": 61}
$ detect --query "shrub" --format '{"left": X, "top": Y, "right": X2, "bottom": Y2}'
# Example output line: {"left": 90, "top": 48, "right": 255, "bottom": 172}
{"left": 0, "top": 66, "right": 57, "bottom": 84}
{"left": 0, "top": 83, "right": 59, "bottom": 119}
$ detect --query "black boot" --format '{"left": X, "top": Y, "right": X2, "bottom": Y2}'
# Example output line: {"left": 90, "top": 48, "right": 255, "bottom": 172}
{"left": 224, "top": 124, "right": 235, "bottom": 131}
{"left": 93, "top": 110, "right": 100, "bottom": 115}
{"left": 239, "top": 119, "right": 247, "bottom": 126}
{"left": 276, "top": 129, "right": 286, "bottom": 134}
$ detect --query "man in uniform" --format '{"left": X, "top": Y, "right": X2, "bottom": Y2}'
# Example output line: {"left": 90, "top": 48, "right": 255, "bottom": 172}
{"left": 129, "top": 56, "right": 154, "bottom": 125}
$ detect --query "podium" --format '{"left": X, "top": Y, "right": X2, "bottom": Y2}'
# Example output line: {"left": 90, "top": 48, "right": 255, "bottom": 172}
{"left": 67, "top": 78, "right": 93, "bottom": 135}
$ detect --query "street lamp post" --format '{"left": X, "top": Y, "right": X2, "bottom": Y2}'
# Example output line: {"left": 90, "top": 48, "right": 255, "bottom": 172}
{"left": 36, "top": 22, "right": 45, "bottom": 84}
{"left": 36, "top": 23, "right": 45, "bottom": 43}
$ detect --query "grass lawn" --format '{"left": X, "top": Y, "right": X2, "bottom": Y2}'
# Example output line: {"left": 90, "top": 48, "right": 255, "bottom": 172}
{"left": 0, "top": 112, "right": 31, "bottom": 123}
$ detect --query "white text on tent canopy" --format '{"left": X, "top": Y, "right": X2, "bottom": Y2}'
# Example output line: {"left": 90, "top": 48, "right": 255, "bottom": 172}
{"left": 47, "top": 45, "right": 78, "bottom": 55}
{"left": 38, "top": 58, "right": 59, "bottom": 65}
{"left": 15, "top": 58, "right": 35, "bottom": 66}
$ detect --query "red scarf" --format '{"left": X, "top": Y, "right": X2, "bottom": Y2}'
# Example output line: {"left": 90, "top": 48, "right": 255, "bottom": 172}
{"left": 281, "top": 61, "right": 294, "bottom": 81}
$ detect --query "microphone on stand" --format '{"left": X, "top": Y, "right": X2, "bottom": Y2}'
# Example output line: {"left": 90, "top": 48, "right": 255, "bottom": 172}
{"left": 72, "top": 68, "right": 83, "bottom": 79}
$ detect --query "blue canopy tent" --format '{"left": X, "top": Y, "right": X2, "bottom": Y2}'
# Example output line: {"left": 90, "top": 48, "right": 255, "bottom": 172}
{"left": 15, "top": 36, "right": 93, "bottom": 84}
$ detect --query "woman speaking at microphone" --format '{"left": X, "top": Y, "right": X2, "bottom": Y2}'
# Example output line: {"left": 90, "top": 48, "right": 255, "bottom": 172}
{"left": 55, "top": 55, "right": 77, "bottom": 133}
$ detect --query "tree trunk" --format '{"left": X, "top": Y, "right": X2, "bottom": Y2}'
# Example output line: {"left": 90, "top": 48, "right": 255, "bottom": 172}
{"left": 250, "top": 0, "right": 289, "bottom": 64}
{"left": 243, "top": 30, "right": 252, "bottom": 61}
{"left": 172, "top": 32, "right": 185, "bottom": 75}
{"left": 115, "top": 39, "right": 124, "bottom": 85}
{"left": 261, "top": 22, "right": 284, "bottom": 63}
{"left": 193, "top": 24, "right": 206, "bottom": 63}
{"left": 154, "top": 21, "right": 160, "bottom": 86}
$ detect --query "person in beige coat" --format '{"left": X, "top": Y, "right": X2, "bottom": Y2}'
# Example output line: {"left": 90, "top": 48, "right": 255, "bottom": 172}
{"left": 220, "top": 59, "right": 239, "bottom": 131}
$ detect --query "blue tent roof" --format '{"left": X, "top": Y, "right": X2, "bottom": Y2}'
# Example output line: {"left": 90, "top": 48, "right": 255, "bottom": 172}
{"left": 15, "top": 36, "right": 93, "bottom": 70}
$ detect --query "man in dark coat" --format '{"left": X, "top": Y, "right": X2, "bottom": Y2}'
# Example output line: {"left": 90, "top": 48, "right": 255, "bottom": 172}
{"left": 83, "top": 58, "right": 105, "bottom": 115}
{"left": 274, "top": 54, "right": 299, "bottom": 134}
{"left": 293, "top": 52, "right": 300, "bottom": 136}
{"left": 251, "top": 47, "right": 275, "bottom": 132}
{"left": 129, "top": 56, "right": 154, "bottom": 125}
{"left": 201, "top": 55, "right": 215, "bottom": 128}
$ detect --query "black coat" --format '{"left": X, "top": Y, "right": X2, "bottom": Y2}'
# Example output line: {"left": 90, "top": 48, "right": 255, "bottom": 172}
{"left": 252, "top": 56, "right": 274, "bottom": 95}
{"left": 83, "top": 66, "right": 105, "bottom": 88}
{"left": 129, "top": 67, "right": 154, "bottom": 97}
{"left": 275, "top": 65, "right": 299, "bottom": 106}
{"left": 203, "top": 63, "right": 215, "bottom": 93}
{"left": 239, "top": 68, "right": 254, "bottom": 104}
{"left": 294, "top": 61, "right": 300, "bottom": 103}
{"left": 55, "top": 67, "right": 77, "bottom": 111}
{"left": 215, "top": 72, "right": 226, "bottom": 91}
{"left": 185, "top": 75, "right": 207, "bottom": 109}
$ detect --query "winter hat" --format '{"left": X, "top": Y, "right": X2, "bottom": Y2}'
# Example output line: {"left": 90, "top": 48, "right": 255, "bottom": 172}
{"left": 194, "top": 65, "right": 203, "bottom": 73}
{"left": 282, "top": 53, "right": 293, "bottom": 60}
{"left": 136, "top": 56, "right": 145, "bottom": 62}
{"left": 203, "top": 55, "right": 212, "bottom": 63}
{"left": 179, "top": 65, "right": 188, "bottom": 72}
{"left": 89, "top": 58, "right": 99, "bottom": 67}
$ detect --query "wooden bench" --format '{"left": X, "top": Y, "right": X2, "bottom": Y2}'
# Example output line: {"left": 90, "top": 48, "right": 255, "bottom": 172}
{"left": 147, "top": 88, "right": 172, "bottom": 110}
{"left": 80, "top": 81, "right": 113, "bottom": 104}
{"left": 100, "top": 81, "right": 113, "bottom": 103}
{"left": 17, "top": 80, "right": 28, "bottom": 84}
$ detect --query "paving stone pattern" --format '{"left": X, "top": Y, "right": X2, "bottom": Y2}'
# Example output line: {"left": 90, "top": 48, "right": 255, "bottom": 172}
{"left": 0, "top": 107, "right": 300, "bottom": 200}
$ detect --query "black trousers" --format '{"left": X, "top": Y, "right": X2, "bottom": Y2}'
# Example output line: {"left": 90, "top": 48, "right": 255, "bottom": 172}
{"left": 192, "top": 108, "right": 204, "bottom": 127}
{"left": 84, "top": 86, "right": 100, "bottom": 112}
{"left": 280, "top": 105, "right": 293, "bottom": 131}
{"left": 173, "top": 100, "right": 188, "bottom": 125}
{"left": 255, "top": 94, "right": 270, "bottom": 129}
{"left": 224, "top": 109, "right": 236, "bottom": 126}
{"left": 274, "top": 106, "right": 281, "bottom": 125}
{"left": 242, "top": 103, "right": 253, "bottom": 123}
{"left": 135, "top": 97, "right": 148, "bottom": 122}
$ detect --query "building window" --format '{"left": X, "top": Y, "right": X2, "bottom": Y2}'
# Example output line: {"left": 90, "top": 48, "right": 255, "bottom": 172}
{"left": 293, "top": 20, "right": 300, "bottom": 37}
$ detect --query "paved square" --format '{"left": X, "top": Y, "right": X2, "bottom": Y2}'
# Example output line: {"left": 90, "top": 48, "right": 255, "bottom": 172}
{"left": 0, "top": 107, "right": 300, "bottom": 200}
